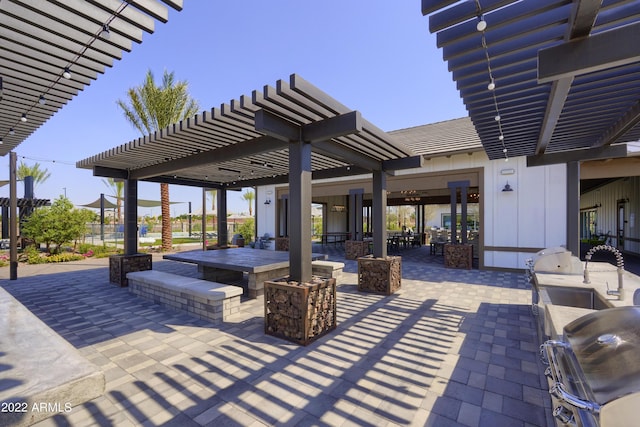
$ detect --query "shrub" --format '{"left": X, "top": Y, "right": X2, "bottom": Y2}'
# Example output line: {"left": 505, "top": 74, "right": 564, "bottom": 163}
{"left": 24, "top": 246, "right": 45, "bottom": 264}
{"left": 21, "top": 197, "right": 95, "bottom": 254}
{"left": 46, "top": 253, "right": 84, "bottom": 263}
{"left": 77, "top": 243, "right": 93, "bottom": 255}
{"left": 236, "top": 218, "right": 255, "bottom": 243}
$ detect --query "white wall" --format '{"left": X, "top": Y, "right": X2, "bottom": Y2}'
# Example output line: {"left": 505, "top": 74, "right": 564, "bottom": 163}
{"left": 483, "top": 156, "right": 566, "bottom": 269}
{"left": 256, "top": 185, "right": 276, "bottom": 249}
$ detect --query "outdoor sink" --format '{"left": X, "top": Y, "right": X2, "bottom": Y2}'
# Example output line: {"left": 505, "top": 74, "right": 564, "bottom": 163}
{"left": 540, "top": 286, "right": 613, "bottom": 310}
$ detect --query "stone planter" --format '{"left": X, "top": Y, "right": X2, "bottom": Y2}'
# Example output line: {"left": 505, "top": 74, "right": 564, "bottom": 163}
{"left": 275, "top": 237, "right": 289, "bottom": 251}
{"left": 444, "top": 243, "right": 473, "bottom": 269}
{"left": 357, "top": 255, "right": 401, "bottom": 295}
{"left": 264, "top": 276, "right": 336, "bottom": 345}
{"left": 345, "top": 240, "right": 370, "bottom": 260}
{"left": 109, "top": 253, "right": 152, "bottom": 287}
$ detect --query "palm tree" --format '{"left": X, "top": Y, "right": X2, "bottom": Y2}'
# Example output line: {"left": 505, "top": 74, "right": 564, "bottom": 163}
{"left": 243, "top": 189, "right": 255, "bottom": 216}
{"left": 117, "top": 69, "right": 199, "bottom": 250}
{"left": 17, "top": 161, "right": 51, "bottom": 196}
{"left": 207, "top": 189, "right": 217, "bottom": 232}
{"left": 102, "top": 178, "right": 124, "bottom": 223}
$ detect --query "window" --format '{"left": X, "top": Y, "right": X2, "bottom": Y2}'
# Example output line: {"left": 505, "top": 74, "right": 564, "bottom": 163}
{"left": 580, "top": 210, "right": 597, "bottom": 239}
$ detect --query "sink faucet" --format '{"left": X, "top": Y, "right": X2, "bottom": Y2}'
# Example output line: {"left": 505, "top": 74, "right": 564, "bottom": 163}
{"left": 583, "top": 244, "right": 625, "bottom": 300}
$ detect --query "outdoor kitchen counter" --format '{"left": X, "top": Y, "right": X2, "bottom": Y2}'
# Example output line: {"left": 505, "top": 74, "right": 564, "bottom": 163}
{"left": 535, "top": 262, "right": 640, "bottom": 339}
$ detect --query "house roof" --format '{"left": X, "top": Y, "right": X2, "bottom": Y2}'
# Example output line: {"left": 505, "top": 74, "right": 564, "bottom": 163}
{"left": 421, "top": 0, "right": 640, "bottom": 165}
{"left": 0, "top": 0, "right": 183, "bottom": 156}
{"left": 390, "top": 117, "right": 483, "bottom": 157}
{"left": 77, "top": 74, "right": 420, "bottom": 189}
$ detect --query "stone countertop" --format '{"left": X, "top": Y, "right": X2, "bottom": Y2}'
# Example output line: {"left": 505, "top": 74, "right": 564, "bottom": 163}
{"left": 543, "top": 305, "right": 594, "bottom": 340}
{"left": 534, "top": 262, "right": 640, "bottom": 339}
{"left": 534, "top": 262, "right": 640, "bottom": 307}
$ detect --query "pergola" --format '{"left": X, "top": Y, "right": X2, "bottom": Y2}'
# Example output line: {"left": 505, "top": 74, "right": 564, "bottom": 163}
{"left": 77, "top": 74, "right": 424, "bottom": 283}
{"left": 0, "top": 0, "right": 183, "bottom": 154}
{"left": 1, "top": 0, "right": 184, "bottom": 279}
{"left": 422, "top": 0, "right": 640, "bottom": 254}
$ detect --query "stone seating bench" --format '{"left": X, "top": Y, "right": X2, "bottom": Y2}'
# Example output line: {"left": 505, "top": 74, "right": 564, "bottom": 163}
{"left": 312, "top": 260, "right": 344, "bottom": 280}
{"left": 126, "top": 270, "right": 243, "bottom": 323}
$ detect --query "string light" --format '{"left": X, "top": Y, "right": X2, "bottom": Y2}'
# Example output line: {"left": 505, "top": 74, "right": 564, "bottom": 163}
{"left": 100, "top": 24, "right": 111, "bottom": 39}
{"left": 17, "top": 154, "right": 75, "bottom": 166}
{"left": 475, "top": 0, "right": 508, "bottom": 162}
{"left": 2, "top": 7, "right": 126, "bottom": 142}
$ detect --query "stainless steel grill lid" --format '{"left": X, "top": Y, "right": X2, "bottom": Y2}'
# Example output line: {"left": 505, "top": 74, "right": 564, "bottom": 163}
{"left": 563, "top": 306, "right": 640, "bottom": 405}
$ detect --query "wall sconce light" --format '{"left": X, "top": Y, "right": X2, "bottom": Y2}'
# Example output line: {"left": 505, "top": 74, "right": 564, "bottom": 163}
{"left": 502, "top": 182, "right": 514, "bottom": 192}
{"left": 264, "top": 199, "right": 271, "bottom": 205}
{"left": 331, "top": 205, "right": 346, "bottom": 212}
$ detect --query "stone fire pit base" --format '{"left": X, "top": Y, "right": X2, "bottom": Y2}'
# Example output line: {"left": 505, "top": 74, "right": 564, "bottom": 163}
{"left": 264, "top": 276, "right": 336, "bottom": 346}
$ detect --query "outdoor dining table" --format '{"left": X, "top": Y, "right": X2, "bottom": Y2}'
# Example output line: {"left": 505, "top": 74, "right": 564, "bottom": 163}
{"left": 163, "top": 248, "right": 328, "bottom": 298}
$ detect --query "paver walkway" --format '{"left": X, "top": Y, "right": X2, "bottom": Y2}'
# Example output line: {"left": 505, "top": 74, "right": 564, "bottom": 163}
{"left": 0, "top": 247, "right": 551, "bottom": 426}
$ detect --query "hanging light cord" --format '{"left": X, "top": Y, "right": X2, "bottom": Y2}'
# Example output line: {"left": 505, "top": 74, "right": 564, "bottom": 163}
{"left": 2, "top": 2, "right": 129, "bottom": 140}
{"left": 475, "top": 0, "right": 509, "bottom": 161}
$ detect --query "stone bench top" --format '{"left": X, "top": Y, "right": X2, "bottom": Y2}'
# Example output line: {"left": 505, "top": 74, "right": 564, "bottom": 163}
{"left": 312, "top": 260, "right": 345, "bottom": 269}
{"left": 126, "top": 270, "right": 243, "bottom": 300}
{"left": 163, "top": 248, "right": 327, "bottom": 273}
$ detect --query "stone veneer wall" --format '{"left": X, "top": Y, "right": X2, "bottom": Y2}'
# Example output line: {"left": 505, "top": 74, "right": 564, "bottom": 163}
{"left": 128, "top": 279, "right": 241, "bottom": 323}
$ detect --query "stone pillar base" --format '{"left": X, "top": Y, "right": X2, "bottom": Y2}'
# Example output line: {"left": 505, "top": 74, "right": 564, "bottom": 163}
{"left": 345, "top": 240, "right": 369, "bottom": 260}
{"left": 264, "top": 276, "right": 336, "bottom": 345}
{"left": 275, "top": 237, "right": 289, "bottom": 251}
{"left": 109, "top": 253, "right": 152, "bottom": 287}
{"left": 444, "top": 243, "right": 473, "bottom": 269}
{"left": 357, "top": 255, "right": 401, "bottom": 295}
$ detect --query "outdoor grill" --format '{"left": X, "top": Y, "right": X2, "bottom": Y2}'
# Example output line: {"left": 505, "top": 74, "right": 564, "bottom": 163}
{"left": 541, "top": 306, "right": 640, "bottom": 427}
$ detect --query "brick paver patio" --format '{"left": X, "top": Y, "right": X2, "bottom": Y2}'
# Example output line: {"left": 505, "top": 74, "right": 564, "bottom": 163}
{"left": 1, "top": 246, "right": 551, "bottom": 426}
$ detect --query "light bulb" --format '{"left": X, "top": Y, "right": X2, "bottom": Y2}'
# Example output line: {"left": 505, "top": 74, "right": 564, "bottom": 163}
{"left": 502, "top": 148, "right": 508, "bottom": 153}
{"left": 63, "top": 68, "right": 71, "bottom": 79}
{"left": 0, "top": 138, "right": 3, "bottom": 145}
{"left": 9, "top": 128, "right": 14, "bottom": 135}
{"left": 100, "top": 24, "right": 110, "bottom": 39}
{"left": 21, "top": 113, "right": 27, "bottom": 122}
{"left": 39, "top": 95, "right": 46, "bottom": 105}
{"left": 504, "top": 157, "right": 509, "bottom": 162}
{"left": 476, "top": 19, "right": 487, "bottom": 32}
{"left": 494, "top": 115, "right": 501, "bottom": 121}
{"left": 487, "top": 79, "right": 495, "bottom": 91}
{"left": 498, "top": 134, "right": 504, "bottom": 141}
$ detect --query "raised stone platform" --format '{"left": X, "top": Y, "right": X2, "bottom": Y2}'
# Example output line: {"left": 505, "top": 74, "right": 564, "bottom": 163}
{"left": 127, "top": 270, "right": 243, "bottom": 323}
{"left": 0, "top": 288, "right": 105, "bottom": 427}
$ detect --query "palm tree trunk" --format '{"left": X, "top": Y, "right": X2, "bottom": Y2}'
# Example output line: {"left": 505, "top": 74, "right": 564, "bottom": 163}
{"left": 161, "top": 183, "right": 172, "bottom": 250}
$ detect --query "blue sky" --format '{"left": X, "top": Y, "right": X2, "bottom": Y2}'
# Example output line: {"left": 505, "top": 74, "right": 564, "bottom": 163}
{"left": 1, "top": 1, "right": 466, "bottom": 216}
